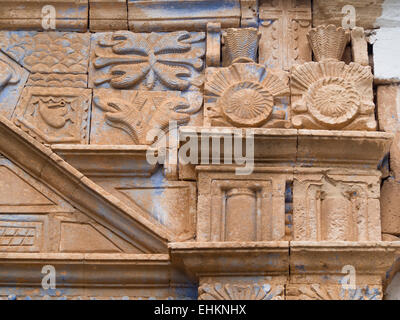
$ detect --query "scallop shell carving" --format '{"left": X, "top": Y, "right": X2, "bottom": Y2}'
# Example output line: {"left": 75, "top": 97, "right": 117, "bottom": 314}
{"left": 307, "top": 25, "right": 350, "bottom": 62}
{"left": 291, "top": 60, "right": 375, "bottom": 129}
{"left": 222, "top": 28, "right": 260, "bottom": 66}
{"left": 206, "top": 63, "right": 289, "bottom": 127}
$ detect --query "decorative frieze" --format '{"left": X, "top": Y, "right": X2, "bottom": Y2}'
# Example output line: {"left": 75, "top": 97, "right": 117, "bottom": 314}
{"left": 90, "top": 31, "right": 205, "bottom": 91}
{"left": 127, "top": 0, "right": 241, "bottom": 32}
{"left": 0, "top": 31, "right": 90, "bottom": 74}
{"left": 0, "top": 0, "right": 88, "bottom": 31}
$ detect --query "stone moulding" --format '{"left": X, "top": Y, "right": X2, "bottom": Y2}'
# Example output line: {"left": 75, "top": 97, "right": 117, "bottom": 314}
{"left": 287, "top": 241, "right": 400, "bottom": 300}
{"left": 0, "top": 0, "right": 88, "bottom": 31}
{"left": 0, "top": 253, "right": 196, "bottom": 299}
{"left": 179, "top": 127, "right": 393, "bottom": 168}
{"left": 169, "top": 242, "right": 289, "bottom": 277}
{"left": 89, "top": 0, "right": 128, "bottom": 32}
{"left": 51, "top": 145, "right": 158, "bottom": 177}
{"left": 128, "top": 0, "right": 241, "bottom": 32}
{"left": 0, "top": 115, "right": 173, "bottom": 253}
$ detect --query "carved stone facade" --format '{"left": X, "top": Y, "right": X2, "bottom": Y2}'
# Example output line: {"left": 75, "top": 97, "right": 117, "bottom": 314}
{"left": 0, "top": 0, "right": 400, "bottom": 301}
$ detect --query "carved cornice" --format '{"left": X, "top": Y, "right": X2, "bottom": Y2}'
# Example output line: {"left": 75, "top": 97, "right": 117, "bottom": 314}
{"left": 179, "top": 127, "right": 393, "bottom": 169}
{"left": 290, "top": 241, "right": 400, "bottom": 282}
{"left": 169, "top": 242, "right": 289, "bottom": 278}
{"left": 51, "top": 145, "right": 158, "bottom": 177}
{"left": 0, "top": 116, "right": 172, "bottom": 253}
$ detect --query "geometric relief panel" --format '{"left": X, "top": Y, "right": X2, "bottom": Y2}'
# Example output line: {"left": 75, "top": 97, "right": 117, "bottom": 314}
{"left": 0, "top": 216, "right": 45, "bottom": 253}
{"left": 0, "top": 158, "right": 74, "bottom": 213}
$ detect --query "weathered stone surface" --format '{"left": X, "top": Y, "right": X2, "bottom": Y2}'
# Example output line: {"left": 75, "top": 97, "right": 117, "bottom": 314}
{"left": 13, "top": 87, "right": 92, "bottom": 144}
{"left": 313, "top": 0, "right": 400, "bottom": 30}
{"left": 206, "top": 23, "right": 221, "bottom": 67}
{"left": 0, "top": 2, "right": 399, "bottom": 301}
{"left": 240, "top": 0, "right": 258, "bottom": 27}
{"left": 128, "top": 0, "right": 240, "bottom": 32}
{"left": 196, "top": 167, "right": 290, "bottom": 242}
{"left": 291, "top": 25, "right": 376, "bottom": 131}
{"left": 377, "top": 85, "right": 400, "bottom": 177}
{"left": 89, "top": 31, "right": 205, "bottom": 91}
{"left": 205, "top": 63, "right": 290, "bottom": 128}
{"left": 0, "top": 31, "right": 90, "bottom": 74}
{"left": 221, "top": 27, "right": 260, "bottom": 67}
{"left": 0, "top": 0, "right": 88, "bottom": 31}
{"left": 0, "top": 51, "right": 29, "bottom": 119}
{"left": 91, "top": 89, "right": 202, "bottom": 145}
{"left": 89, "top": 0, "right": 128, "bottom": 32}
{"left": 381, "top": 178, "right": 400, "bottom": 236}
{"left": 26, "top": 73, "right": 88, "bottom": 88}
{"left": 351, "top": 27, "right": 369, "bottom": 66}
{"left": 293, "top": 169, "right": 382, "bottom": 241}
{"left": 259, "top": 0, "right": 312, "bottom": 70}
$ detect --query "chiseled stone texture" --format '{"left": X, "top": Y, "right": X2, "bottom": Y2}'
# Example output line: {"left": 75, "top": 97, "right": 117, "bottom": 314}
{"left": 89, "top": 31, "right": 205, "bottom": 91}
{"left": 377, "top": 85, "right": 400, "bottom": 177}
{"left": 0, "top": 51, "right": 29, "bottom": 119}
{"left": 89, "top": 0, "right": 128, "bottom": 32}
{"left": 313, "top": 0, "right": 400, "bottom": 29}
{"left": 0, "top": 31, "right": 90, "bottom": 74}
{"left": 0, "top": 0, "right": 88, "bottom": 31}
{"left": 128, "top": 0, "right": 241, "bottom": 32}
{"left": 381, "top": 178, "right": 400, "bottom": 236}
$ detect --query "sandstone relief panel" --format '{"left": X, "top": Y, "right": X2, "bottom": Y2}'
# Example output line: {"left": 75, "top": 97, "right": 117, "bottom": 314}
{"left": 293, "top": 172, "right": 381, "bottom": 242}
{"left": 291, "top": 25, "right": 376, "bottom": 131}
{"left": 205, "top": 62, "right": 290, "bottom": 128}
{"left": 90, "top": 31, "right": 205, "bottom": 91}
{"left": 13, "top": 87, "right": 91, "bottom": 144}
{"left": 91, "top": 89, "right": 202, "bottom": 145}
{"left": 259, "top": 0, "right": 312, "bottom": 70}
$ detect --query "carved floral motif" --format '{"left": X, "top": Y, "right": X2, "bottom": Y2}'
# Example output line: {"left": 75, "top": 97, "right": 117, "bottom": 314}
{"left": 93, "top": 90, "right": 202, "bottom": 145}
{"left": 199, "top": 283, "right": 284, "bottom": 300}
{"left": 91, "top": 31, "right": 205, "bottom": 91}
{"left": 205, "top": 62, "right": 289, "bottom": 128}
{"left": 291, "top": 24, "right": 376, "bottom": 131}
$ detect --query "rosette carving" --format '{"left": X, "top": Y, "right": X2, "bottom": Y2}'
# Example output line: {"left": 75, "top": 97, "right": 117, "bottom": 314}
{"left": 205, "top": 63, "right": 290, "bottom": 128}
{"left": 199, "top": 283, "right": 284, "bottom": 300}
{"left": 291, "top": 60, "right": 376, "bottom": 131}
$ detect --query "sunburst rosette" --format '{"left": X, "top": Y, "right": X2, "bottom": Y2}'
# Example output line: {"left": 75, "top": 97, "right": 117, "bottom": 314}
{"left": 205, "top": 63, "right": 289, "bottom": 128}
{"left": 291, "top": 60, "right": 377, "bottom": 130}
